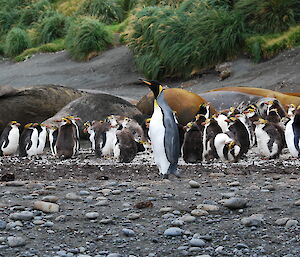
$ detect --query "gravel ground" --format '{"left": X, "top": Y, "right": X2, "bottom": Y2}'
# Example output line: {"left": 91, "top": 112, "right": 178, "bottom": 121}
{"left": 0, "top": 144, "right": 299, "bottom": 257}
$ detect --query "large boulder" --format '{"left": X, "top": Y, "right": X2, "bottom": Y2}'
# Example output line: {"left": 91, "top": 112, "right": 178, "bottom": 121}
{"left": 137, "top": 88, "right": 215, "bottom": 125}
{"left": 44, "top": 93, "right": 145, "bottom": 137}
{"left": 0, "top": 85, "right": 86, "bottom": 134}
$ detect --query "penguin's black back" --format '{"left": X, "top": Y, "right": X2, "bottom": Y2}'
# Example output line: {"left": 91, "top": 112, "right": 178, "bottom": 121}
{"left": 229, "top": 120, "right": 250, "bottom": 156}
{"left": 0, "top": 125, "right": 12, "bottom": 152}
{"left": 292, "top": 113, "right": 300, "bottom": 154}
{"left": 263, "top": 123, "right": 284, "bottom": 158}
{"left": 183, "top": 123, "right": 203, "bottom": 163}
{"left": 19, "top": 128, "right": 34, "bottom": 157}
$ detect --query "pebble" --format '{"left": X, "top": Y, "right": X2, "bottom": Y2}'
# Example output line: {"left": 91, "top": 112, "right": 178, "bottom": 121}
{"left": 229, "top": 181, "right": 240, "bottom": 186}
{"left": 236, "top": 243, "right": 249, "bottom": 249}
{"left": 65, "top": 193, "right": 82, "bottom": 201}
{"left": 112, "top": 190, "right": 121, "bottom": 195}
{"left": 34, "top": 201, "right": 59, "bottom": 213}
{"left": 95, "top": 200, "right": 109, "bottom": 206}
{"left": 7, "top": 236, "right": 26, "bottom": 247}
{"left": 122, "top": 228, "right": 135, "bottom": 237}
{"left": 180, "top": 214, "right": 196, "bottom": 223}
{"left": 5, "top": 181, "right": 26, "bottom": 187}
{"left": 191, "top": 209, "right": 208, "bottom": 216}
{"left": 101, "top": 189, "right": 112, "bottom": 196}
{"left": 221, "top": 192, "right": 236, "bottom": 199}
{"left": 294, "top": 199, "right": 300, "bottom": 206}
{"left": 189, "top": 180, "right": 200, "bottom": 188}
{"left": 99, "top": 218, "right": 113, "bottom": 224}
{"left": 221, "top": 197, "right": 247, "bottom": 210}
{"left": 127, "top": 213, "right": 140, "bottom": 220}
{"left": 107, "top": 254, "right": 121, "bottom": 257}
{"left": 160, "top": 207, "right": 173, "bottom": 212}
{"left": 9, "top": 211, "right": 34, "bottom": 221}
{"left": 197, "top": 204, "right": 220, "bottom": 212}
{"left": 164, "top": 227, "right": 183, "bottom": 237}
{"left": 190, "top": 238, "right": 206, "bottom": 247}
{"left": 172, "top": 219, "right": 184, "bottom": 227}
{"left": 85, "top": 212, "right": 99, "bottom": 219}
{"left": 285, "top": 219, "right": 298, "bottom": 228}
{"left": 241, "top": 214, "right": 264, "bottom": 227}
{"left": 79, "top": 190, "right": 90, "bottom": 196}
{"left": 275, "top": 217, "right": 289, "bottom": 226}
{"left": 0, "top": 220, "right": 7, "bottom": 230}
{"left": 42, "top": 195, "right": 59, "bottom": 203}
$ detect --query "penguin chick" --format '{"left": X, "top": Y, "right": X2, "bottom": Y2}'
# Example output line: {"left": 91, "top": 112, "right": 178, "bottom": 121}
{"left": 0, "top": 121, "right": 20, "bottom": 156}
{"left": 47, "top": 125, "right": 58, "bottom": 156}
{"left": 55, "top": 118, "right": 78, "bottom": 159}
{"left": 83, "top": 121, "right": 95, "bottom": 152}
{"left": 65, "top": 116, "right": 81, "bottom": 152}
{"left": 114, "top": 124, "right": 138, "bottom": 163}
{"left": 285, "top": 106, "right": 300, "bottom": 157}
{"left": 182, "top": 122, "right": 203, "bottom": 163}
{"left": 254, "top": 119, "right": 284, "bottom": 159}
{"left": 214, "top": 132, "right": 241, "bottom": 162}
{"left": 19, "top": 123, "right": 39, "bottom": 157}
{"left": 235, "top": 113, "right": 256, "bottom": 148}
{"left": 36, "top": 123, "right": 47, "bottom": 155}
{"left": 140, "top": 79, "right": 180, "bottom": 179}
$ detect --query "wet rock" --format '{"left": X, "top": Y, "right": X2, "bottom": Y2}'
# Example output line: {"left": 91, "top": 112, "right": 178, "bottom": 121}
{"left": 122, "top": 228, "right": 135, "bottom": 237}
{"left": 294, "top": 199, "right": 300, "bottom": 206}
{"left": 197, "top": 204, "right": 220, "bottom": 212}
{"left": 164, "top": 227, "right": 183, "bottom": 237}
{"left": 160, "top": 207, "right": 173, "bottom": 213}
{"left": 221, "top": 198, "right": 247, "bottom": 210}
{"left": 127, "top": 213, "right": 140, "bottom": 220}
{"left": 180, "top": 214, "right": 196, "bottom": 223}
{"left": 65, "top": 193, "right": 82, "bottom": 201}
{"left": 33, "top": 201, "right": 59, "bottom": 213}
{"left": 42, "top": 195, "right": 59, "bottom": 203}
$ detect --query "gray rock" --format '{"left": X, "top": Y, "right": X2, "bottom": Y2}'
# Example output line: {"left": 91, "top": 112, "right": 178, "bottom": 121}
{"left": 7, "top": 236, "right": 26, "bottom": 247}
{"left": 190, "top": 238, "right": 206, "bottom": 247}
{"left": 42, "top": 195, "right": 59, "bottom": 203}
{"left": 236, "top": 243, "right": 249, "bottom": 249}
{"left": 34, "top": 201, "right": 59, "bottom": 213}
{"left": 65, "top": 193, "right": 82, "bottom": 201}
{"left": 79, "top": 190, "right": 90, "bottom": 196}
{"left": 127, "top": 213, "right": 140, "bottom": 220}
{"left": 122, "top": 228, "right": 135, "bottom": 237}
{"left": 294, "top": 199, "right": 300, "bottom": 206}
{"left": 164, "top": 227, "right": 183, "bottom": 237}
{"left": 189, "top": 180, "right": 200, "bottom": 188}
{"left": 180, "top": 214, "right": 196, "bottom": 223}
{"left": 285, "top": 219, "right": 298, "bottom": 228}
{"left": 85, "top": 212, "right": 99, "bottom": 219}
{"left": 275, "top": 217, "right": 289, "bottom": 226}
{"left": 107, "top": 254, "right": 122, "bottom": 257}
{"left": 9, "top": 211, "right": 34, "bottom": 221}
{"left": 221, "top": 198, "right": 247, "bottom": 210}
{"left": 241, "top": 214, "right": 264, "bottom": 227}
{"left": 0, "top": 220, "right": 7, "bottom": 230}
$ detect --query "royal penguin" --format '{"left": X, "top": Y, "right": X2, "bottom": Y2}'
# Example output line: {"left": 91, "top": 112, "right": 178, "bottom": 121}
{"left": 213, "top": 113, "right": 228, "bottom": 132}
{"left": 91, "top": 120, "right": 111, "bottom": 157}
{"left": 47, "top": 125, "right": 58, "bottom": 156}
{"left": 19, "top": 123, "right": 39, "bottom": 157}
{"left": 101, "top": 116, "right": 118, "bottom": 157}
{"left": 214, "top": 131, "right": 241, "bottom": 162}
{"left": 257, "top": 98, "right": 286, "bottom": 119}
{"left": 0, "top": 121, "right": 20, "bottom": 156}
{"left": 202, "top": 117, "right": 222, "bottom": 161}
{"left": 114, "top": 124, "right": 138, "bottom": 163}
{"left": 83, "top": 121, "right": 96, "bottom": 152}
{"left": 195, "top": 103, "right": 213, "bottom": 119}
{"left": 140, "top": 79, "right": 180, "bottom": 178}
{"left": 36, "top": 123, "right": 47, "bottom": 155}
{"left": 182, "top": 122, "right": 203, "bottom": 163}
{"left": 226, "top": 117, "right": 250, "bottom": 156}
{"left": 235, "top": 113, "right": 256, "bottom": 148}
{"left": 285, "top": 106, "right": 300, "bottom": 157}
{"left": 55, "top": 118, "right": 78, "bottom": 159}
{"left": 254, "top": 119, "right": 284, "bottom": 159}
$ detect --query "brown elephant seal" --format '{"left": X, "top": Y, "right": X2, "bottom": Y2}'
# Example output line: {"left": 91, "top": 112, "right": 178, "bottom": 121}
{"left": 44, "top": 93, "right": 146, "bottom": 138}
{"left": 136, "top": 88, "right": 216, "bottom": 125}
{"left": 0, "top": 85, "right": 18, "bottom": 97}
{"left": 208, "top": 87, "right": 300, "bottom": 108}
{"left": 0, "top": 85, "right": 86, "bottom": 134}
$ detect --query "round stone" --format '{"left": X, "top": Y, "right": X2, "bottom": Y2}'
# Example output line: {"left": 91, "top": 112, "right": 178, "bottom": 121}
{"left": 127, "top": 213, "right": 140, "bottom": 220}
{"left": 191, "top": 209, "right": 208, "bottom": 216}
{"left": 189, "top": 180, "right": 200, "bottom": 188}
{"left": 164, "top": 227, "right": 183, "bottom": 237}
{"left": 122, "top": 228, "right": 135, "bottom": 237}
{"left": 241, "top": 214, "right": 264, "bottom": 227}
{"left": 285, "top": 219, "right": 298, "bottom": 228}
{"left": 65, "top": 193, "right": 82, "bottom": 201}
{"left": 9, "top": 211, "right": 34, "bottom": 221}
{"left": 221, "top": 198, "right": 247, "bottom": 210}
{"left": 85, "top": 212, "right": 99, "bottom": 219}
{"left": 42, "top": 195, "right": 59, "bottom": 203}
{"left": 275, "top": 217, "right": 289, "bottom": 226}
{"left": 180, "top": 214, "right": 196, "bottom": 223}
{"left": 7, "top": 236, "right": 26, "bottom": 247}
{"left": 190, "top": 238, "right": 206, "bottom": 247}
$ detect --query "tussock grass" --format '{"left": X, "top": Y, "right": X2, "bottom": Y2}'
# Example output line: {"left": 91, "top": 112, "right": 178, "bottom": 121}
{"left": 65, "top": 17, "right": 113, "bottom": 61}
{"left": 235, "top": 0, "right": 299, "bottom": 33}
{"left": 56, "top": 0, "right": 82, "bottom": 16}
{"left": 37, "top": 13, "right": 69, "bottom": 43}
{"left": 4, "top": 27, "right": 31, "bottom": 57}
{"left": 245, "top": 25, "right": 300, "bottom": 62}
{"left": 14, "top": 38, "right": 65, "bottom": 62}
{"left": 76, "top": 0, "right": 125, "bottom": 24}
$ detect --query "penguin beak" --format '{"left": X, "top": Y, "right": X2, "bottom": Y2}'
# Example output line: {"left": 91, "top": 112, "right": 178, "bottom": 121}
{"left": 15, "top": 123, "right": 21, "bottom": 127}
{"left": 139, "top": 78, "right": 152, "bottom": 86}
{"left": 83, "top": 128, "right": 87, "bottom": 134}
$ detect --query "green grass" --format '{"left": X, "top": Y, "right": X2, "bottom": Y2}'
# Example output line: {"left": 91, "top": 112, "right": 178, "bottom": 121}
{"left": 14, "top": 38, "right": 65, "bottom": 61}
{"left": 245, "top": 25, "right": 300, "bottom": 62}
{"left": 65, "top": 17, "right": 113, "bottom": 61}
{"left": 4, "top": 27, "right": 31, "bottom": 57}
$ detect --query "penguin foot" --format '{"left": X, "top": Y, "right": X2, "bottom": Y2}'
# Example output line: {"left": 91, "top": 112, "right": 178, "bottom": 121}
{"left": 162, "top": 174, "right": 169, "bottom": 179}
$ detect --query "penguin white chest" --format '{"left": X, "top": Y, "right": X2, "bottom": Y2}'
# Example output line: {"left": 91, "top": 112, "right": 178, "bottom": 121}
{"left": 37, "top": 128, "right": 47, "bottom": 154}
{"left": 255, "top": 125, "right": 274, "bottom": 157}
{"left": 285, "top": 119, "right": 299, "bottom": 157}
{"left": 2, "top": 127, "right": 19, "bottom": 155}
{"left": 27, "top": 129, "right": 39, "bottom": 156}
{"left": 149, "top": 106, "right": 170, "bottom": 174}
{"left": 102, "top": 128, "right": 117, "bottom": 156}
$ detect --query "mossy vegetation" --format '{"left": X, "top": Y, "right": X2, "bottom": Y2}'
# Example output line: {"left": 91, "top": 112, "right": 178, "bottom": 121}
{"left": 0, "top": 0, "right": 298, "bottom": 79}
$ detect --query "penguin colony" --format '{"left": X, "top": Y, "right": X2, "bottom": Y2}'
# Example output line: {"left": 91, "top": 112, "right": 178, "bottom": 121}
{"left": 1, "top": 82, "right": 300, "bottom": 178}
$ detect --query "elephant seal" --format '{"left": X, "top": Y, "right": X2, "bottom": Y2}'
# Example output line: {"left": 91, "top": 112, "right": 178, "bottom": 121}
{"left": 208, "top": 87, "right": 300, "bottom": 108}
{"left": 0, "top": 85, "right": 86, "bottom": 134}
{"left": 44, "top": 93, "right": 145, "bottom": 138}
{"left": 199, "top": 91, "right": 262, "bottom": 112}
{"left": 136, "top": 88, "right": 215, "bottom": 125}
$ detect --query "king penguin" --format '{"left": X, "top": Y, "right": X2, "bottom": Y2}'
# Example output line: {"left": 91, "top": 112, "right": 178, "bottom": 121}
{"left": 140, "top": 79, "right": 180, "bottom": 179}
{"left": 285, "top": 106, "right": 300, "bottom": 157}
{"left": 0, "top": 121, "right": 21, "bottom": 156}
